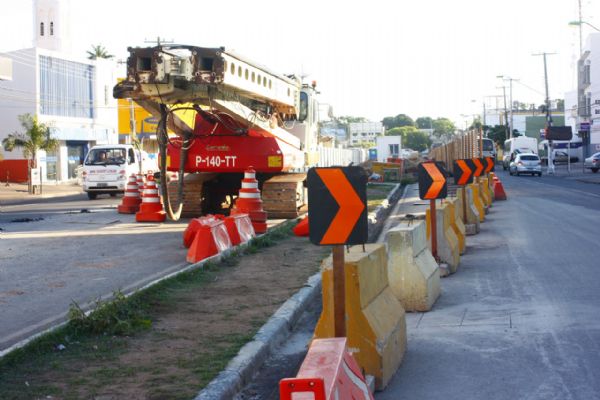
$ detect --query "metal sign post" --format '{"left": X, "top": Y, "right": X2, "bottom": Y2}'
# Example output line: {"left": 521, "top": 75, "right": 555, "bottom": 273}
{"left": 430, "top": 199, "right": 438, "bottom": 260}
{"left": 332, "top": 245, "right": 346, "bottom": 337}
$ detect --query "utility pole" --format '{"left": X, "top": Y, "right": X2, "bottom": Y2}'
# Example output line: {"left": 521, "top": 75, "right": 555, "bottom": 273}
{"left": 533, "top": 52, "right": 557, "bottom": 174}
{"left": 497, "top": 86, "right": 510, "bottom": 139}
{"left": 578, "top": 0, "right": 583, "bottom": 56}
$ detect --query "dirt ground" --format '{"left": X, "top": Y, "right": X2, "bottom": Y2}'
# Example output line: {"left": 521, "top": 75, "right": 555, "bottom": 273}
{"left": 0, "top": 233, "right": 331, "bottom": 400}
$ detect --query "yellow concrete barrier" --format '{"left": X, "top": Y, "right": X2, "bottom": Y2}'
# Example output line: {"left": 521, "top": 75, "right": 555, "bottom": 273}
{"left": 385, "top": 221, "right": 440, "bottom": 312}
{"left": 470, "top": 183, "right": 485, "bottom": 222}
{"left": 479, "top": 178, "right": 492, "bottom": 208}
{"left": 314, "top": 244, "right": 406, "bottom": 391}
{"left": 426, "top": 202, "right": 460, "bottom": 273}
{"left": 457, "top": 186, "right": 480, "bottom": 234}
{"left": 446, "top": 198, "right": 465, "bottom": 254}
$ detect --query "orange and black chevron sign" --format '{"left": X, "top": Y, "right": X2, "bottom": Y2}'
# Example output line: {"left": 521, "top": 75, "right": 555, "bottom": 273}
{"left": 484, "top": 157, "right": 495, "bottom": 173}
{"left": 472, "top": 158, "right": 484, "bottom": 177}
{"left": 418, "top": 161, "right": 447, "bottom": 200}
{"left": 453, "top": 159, "right": 474, "bottom": 186}
{"left": 307, "top": 166, "right": 368, "bottom": 246}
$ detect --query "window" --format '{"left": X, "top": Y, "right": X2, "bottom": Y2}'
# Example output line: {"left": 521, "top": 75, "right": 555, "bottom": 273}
{"left": 128, "top": 148, "right": 135, "bottom": 164}
{"left": 389, "top": 144, "right": 399, "bottom": 156}
{"left": 39, "top": 55, "right": 95, "bottom": 118}
{"left": 298, "top": 92, "right": 308, "bottom": 122}
{"left": 50, "top": 22, "right": 54, "bottom": 35}
{"left": 40, "top": 22, "right": 44, "bottom": 36}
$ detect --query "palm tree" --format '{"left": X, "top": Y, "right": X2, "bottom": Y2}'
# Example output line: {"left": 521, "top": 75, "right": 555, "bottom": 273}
{"left": 3, "top": 114, "right": 59, "bottom": 190}
{"left": 86, "top": 44, "right": 114, "bottom": 60}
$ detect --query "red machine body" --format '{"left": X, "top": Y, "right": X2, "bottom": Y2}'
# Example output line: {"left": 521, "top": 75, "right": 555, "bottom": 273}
{"left": 167, "top": 112, "right": 304, "bottom": 174}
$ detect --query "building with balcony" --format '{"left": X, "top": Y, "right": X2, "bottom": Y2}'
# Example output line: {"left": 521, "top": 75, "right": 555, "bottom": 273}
{"left": 576, "top": 33, "right": 600, "bottom": 156}
{"left": 349, "top": 121, "right": 383, "bottom": 147}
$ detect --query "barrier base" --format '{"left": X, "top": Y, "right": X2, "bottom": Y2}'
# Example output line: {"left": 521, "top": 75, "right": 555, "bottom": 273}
{"left": 117, "top": 204, "right": 139, "bottom": 214}
{"left": 136, "top": 211, "right": 166, "bottom": 223}
{"left": 465, "top": 223, "right": 478, "bottom": 235}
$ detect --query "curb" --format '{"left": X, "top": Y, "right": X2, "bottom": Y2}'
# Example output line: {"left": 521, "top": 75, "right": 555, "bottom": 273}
{"left": 367, "top": 183, "right": 402, "bottom": 242}
{"left": 194, "top": 272, "right": 322, "bottom": 400}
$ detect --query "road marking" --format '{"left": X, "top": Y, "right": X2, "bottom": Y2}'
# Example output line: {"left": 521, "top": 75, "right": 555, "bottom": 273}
{"left": 512, "top": 177, "right": 600, "bottom": 199}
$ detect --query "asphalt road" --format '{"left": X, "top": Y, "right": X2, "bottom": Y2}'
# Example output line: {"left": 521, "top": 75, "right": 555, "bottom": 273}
{"left": 0, "top": 194, "right": 190, "bottom": 353}
{"left": 377, "top": 169, "right": 600, "bottom": 399}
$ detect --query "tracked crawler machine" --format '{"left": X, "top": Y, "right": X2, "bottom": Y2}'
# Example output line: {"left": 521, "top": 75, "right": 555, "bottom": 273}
{"left": 114, "top": 44, "right": 329, "bottom": 220}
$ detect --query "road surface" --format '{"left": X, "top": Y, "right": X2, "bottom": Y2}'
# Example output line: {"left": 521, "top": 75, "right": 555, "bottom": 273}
{"left": 378, "top": 169, "right": 600, "bottom": 399}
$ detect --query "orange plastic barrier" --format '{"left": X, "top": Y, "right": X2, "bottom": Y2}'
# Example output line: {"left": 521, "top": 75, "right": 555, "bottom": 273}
{"left": 231, "top": 167, "right": 268, "bottom": 233}
{"left": 279, "top": 338, "right": 373, "bottom": 400}
{"left": 223, "top": 213, "right": 255, "bottom": 245}
{"left": 493, "top": 177, "right": 507, "bottom": 200}
{"left": 293, "top": 216, "right": 309, "bottom": 237}
{"left": 186, "top": 217, "right": 232, "bottom": 263}
{"left": 117, "top": 174, "right": 142, "bottom": 214}
{"left": 135, "top": 175, "right": 166, "bottom": 222}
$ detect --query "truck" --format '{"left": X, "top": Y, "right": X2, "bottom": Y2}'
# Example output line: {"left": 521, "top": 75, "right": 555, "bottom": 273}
{"left": 502, "top": 137, "right": 538, "bottom": 170}
{"left": 113, "top": 44, "right": 365, "bottom": 220}
{"left": 81, "top": 144, "right": 157, "bottom": 199}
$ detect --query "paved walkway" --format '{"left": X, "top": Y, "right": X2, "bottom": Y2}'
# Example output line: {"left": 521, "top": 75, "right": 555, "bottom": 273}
{"left": 0, "top": 182, "right": 83, "bottom": 205}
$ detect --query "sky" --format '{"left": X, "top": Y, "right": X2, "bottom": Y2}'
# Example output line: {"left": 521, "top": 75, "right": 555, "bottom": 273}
{"left": 0, "top": 0, "right": 598, "bottom": 127}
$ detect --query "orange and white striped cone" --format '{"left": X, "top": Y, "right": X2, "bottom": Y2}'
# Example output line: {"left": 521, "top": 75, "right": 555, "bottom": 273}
{"left": 135, "top": 175, "right": 166, "bottom": 222}
{"left": 231, "top": 167, "right": 267, "bottom": 233}
{"left": 136, "top": 174, "right": 145, "bottom": 196}
{"left": 117, "top": 174, "right": 142, "bottom": 214}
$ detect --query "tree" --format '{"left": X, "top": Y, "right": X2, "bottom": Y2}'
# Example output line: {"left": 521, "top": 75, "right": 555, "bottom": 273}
{"left": 87, "top": 44, "right": 114, "bottom": 60}
{"left": 486, "top": 125, "right": 507, "bottom": 147}
{"left": 416, "top": 116, "right": 434, "bottom": 129}
{"left": 385, "top": 126, "right": 431, "bottom": 152}
{"left": 381, "top": 114, "right": 414, "bottom": 129}
{"left": 3, "top": 114, "right": 59, "bottom": 168}
{"left": 432, "top": 118, "right": 456, "bottom": 140}
{"left": 336, "top": 115, "right": 367, "bottom": 125}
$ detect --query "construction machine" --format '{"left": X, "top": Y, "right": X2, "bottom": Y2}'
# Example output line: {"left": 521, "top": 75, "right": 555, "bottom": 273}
{"left": 114, "top": 44, "right": 328, "bottom": 220}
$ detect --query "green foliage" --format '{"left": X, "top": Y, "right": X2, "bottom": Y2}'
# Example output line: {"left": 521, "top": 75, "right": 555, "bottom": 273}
{"left": 2, "top": 114, "right": 59, "bottom": 168}
{"left": 486, "top": 125, "right": 507, "bottom": 147}
{"left": 384, "top": 126, "right": 431, "bottom": 151}
{"left": 382, "top": 114, "right": 415, "bottom": 129}
{"left": 87, "top": 44, "right": 114, "bottom": 60}
{"left": 416, "top": 117, "right": 433, "bottom": 129}
{"left": 335, "top": 115, "right": 367, "bottom": 125}
{"left": 68, "top": 292, "right": 152, "bottom": 336}
{"left": 432, "top": 118, "right": 456, "bottom": 138}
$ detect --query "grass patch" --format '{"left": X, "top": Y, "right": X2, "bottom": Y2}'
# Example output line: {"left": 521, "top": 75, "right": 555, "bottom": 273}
{"left": 0, "top": 220, "right": 297, "bottom": 399}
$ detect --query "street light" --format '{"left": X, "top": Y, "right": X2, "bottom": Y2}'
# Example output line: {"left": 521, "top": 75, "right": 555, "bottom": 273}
{"left": 568, "top": 20, "right": 600, "bottom": 32}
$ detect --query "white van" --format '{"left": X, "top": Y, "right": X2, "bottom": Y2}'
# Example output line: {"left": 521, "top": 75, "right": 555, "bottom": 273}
{"left": 502, "top": 137, "right": 538, "bottom": 170}
{"left": 81, "top": 144, "right": 157, "bottom": 199}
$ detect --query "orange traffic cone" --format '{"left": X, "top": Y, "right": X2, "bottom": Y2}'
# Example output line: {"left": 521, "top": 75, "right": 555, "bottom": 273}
{"left": 493, "top": 177, "right": 507, "bottom": 200}
{"left": 136, "top": 175, "right": 166, "bottom": 222}
{"left": 117, "top": 174, "right": 142, "bottom": 214}
{"left": 293, "top": 215, "right": 309, "bottom": 237}
{"left": 231, "top": 167, "right": 267, "bottom": 233}
{"left": 136, "top": 174, "right": 145, "bottom": 196}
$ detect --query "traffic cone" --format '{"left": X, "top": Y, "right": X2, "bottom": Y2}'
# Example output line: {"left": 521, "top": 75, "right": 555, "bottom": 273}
{"left": 117, "top": 174, "right": 142, "bottom": 214}
{"left": 493, "top": 177, "right": 507, "bottom": 201}
{"left": 293, "top": 215, "right": 309, "bottom": 237}
{"left": 136, "top": 174, "right": 145, "bottom": 196}
{"left": 135, "top": 175, "right": 166, "bottom": 222}
{"left": 231, "top": 167, "right": 268, "bottom": 233}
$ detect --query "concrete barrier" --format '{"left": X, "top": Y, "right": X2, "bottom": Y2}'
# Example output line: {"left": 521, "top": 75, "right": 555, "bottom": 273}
{"left": 469, "top": 183, "right": 485, "bottom": 222}
{"left": 445, "top": 198, "right": 466, "bottom": 254}
{"left": 385, "top": 221, "right": 440, "bottom": 312}
{"left": 456, "top": 186, "right": 480, "bottom": 235}
{"left": 479, "top": 178, "right": 492, "bottom": 209}
{"left": 314, "top": 244, "right": 406, "bottom": 391}
{"left": 426, "top": 203, "right": 460, "bottom": 273}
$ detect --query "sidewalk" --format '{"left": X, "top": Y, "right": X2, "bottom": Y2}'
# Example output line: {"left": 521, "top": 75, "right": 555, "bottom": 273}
{"left": 0, "top": 182, "right": 83, "bottom": 204}
{"left": 540, "top": 162, "right": 600, "bottom": 184}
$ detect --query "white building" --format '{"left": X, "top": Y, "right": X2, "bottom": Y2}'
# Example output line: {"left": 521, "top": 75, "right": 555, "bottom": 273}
{"left": 580, "top": 33, "right": 600, "bottom": 155}
{"left": 0, "top": 0, "right": 118, "bottom": 182}
{"left": 376, "top": 136, "right": 401, "bottom": 162}
{"left": 348, "top": 121, "right": 383, "bottom": 146}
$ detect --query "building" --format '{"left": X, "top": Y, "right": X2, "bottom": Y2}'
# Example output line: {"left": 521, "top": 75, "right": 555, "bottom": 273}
{"left": 320, "top": 121, "right": 348, "bottom": 146}
{"left": 0, "top": 56, "right": 12, "bottom": 81}
{"left": 0, "top": 0, "right": 118, "bottom": 183}
{"left": 575, "top": 33, "right": 600, "bottom": 157}
{"left": 376, "top": 136, "right": 402, "bottom": 162}
{"left": 348, "top": 121, "right": 383, "bottom": 147}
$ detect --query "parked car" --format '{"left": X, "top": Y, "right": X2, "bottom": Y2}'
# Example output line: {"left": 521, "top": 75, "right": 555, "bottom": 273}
{"left": 584, "top": 152, "right": 600, "bottom": 173}
{"left": 509, "top": 153, "right": 542, "bottom": 176}
{"left": 552, "top": 150, "right": 578, "bottom": 164}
